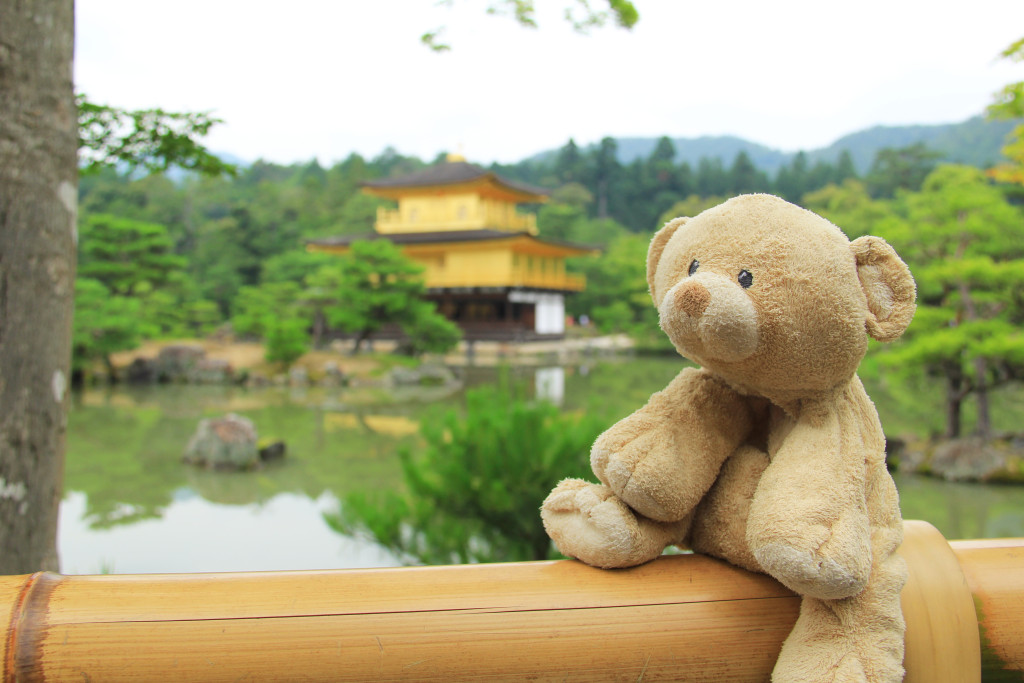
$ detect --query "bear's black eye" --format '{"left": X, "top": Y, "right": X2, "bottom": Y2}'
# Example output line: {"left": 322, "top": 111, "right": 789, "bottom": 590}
{"left": 738, "top": 270, "right": 753, "bottom": 288}
{"left": 688, "top": 259, "right": 699, "bottom": 276}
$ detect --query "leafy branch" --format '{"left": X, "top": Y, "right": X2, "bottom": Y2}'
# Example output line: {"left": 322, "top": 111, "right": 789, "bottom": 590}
{"left": 422, "top": 0, "right": 639, "bottom": 52}
{"left": 77, "top": 95, "right": 236, "bottom": 176}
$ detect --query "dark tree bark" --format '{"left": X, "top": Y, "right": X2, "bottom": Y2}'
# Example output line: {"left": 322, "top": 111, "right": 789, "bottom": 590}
{"left": 944, "top": 364, "right": 967, "bottom": 440}
{"left": 0, "top": 0, "right": 77, "bottom": 574}
{"left": 972, "top": 356, "right": 992, "bottom": 439}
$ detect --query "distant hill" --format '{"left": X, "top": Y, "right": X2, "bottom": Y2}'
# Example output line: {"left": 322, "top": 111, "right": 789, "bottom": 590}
{"left": 527, "top": 115, "right": 1019, "bottom": 175}
{"left": 805, "top": 117, "right": 1018, "bottom": 172}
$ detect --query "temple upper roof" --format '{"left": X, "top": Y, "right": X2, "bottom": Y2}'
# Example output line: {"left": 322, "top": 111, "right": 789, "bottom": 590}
{"left": 362, "top": 161, "right": 549, "bottom": 203}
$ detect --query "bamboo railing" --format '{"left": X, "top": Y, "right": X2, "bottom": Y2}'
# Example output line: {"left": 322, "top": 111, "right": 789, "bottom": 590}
{"left": 2, "top": 521, "right": 1021, "bottom": 681}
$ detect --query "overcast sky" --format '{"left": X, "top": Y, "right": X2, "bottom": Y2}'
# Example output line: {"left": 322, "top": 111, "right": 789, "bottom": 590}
{"left": 75, "top": 1, "right": 1024, "bottom": 166}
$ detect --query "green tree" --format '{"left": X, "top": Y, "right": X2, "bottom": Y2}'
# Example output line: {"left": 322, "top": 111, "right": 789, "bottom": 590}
{"left": 71, "top": 278, "right": 142, "bottom": 378}
{"left": 695, "top": 157, "right": 729, "bottom": 198}
{"left": 875, "top": 165, "right": 1024, "bottom": 439}
{"left": 588, "top": 136, "right": 621, "bottom": 219}
{"left": 329, "top": 381, "right": 606, "bottom": 563}
{"left": 865, "top": 143, "right": 940, "bottom": 198}
{"left": 657, "top": 195, "right": 727, "bottom": 227}
{"left": 801, "top": 179, "right": 892, "bottom": 240}
{"left": 727, "top": 150, "right": 770, "bottom": 195}
{"left": 264, "top": 318, "right": 309, "bottom": 366}
{"left": 231, "top": 282, "right": 303, "bottom": 339}
{"left": 537, "top": 198, "right": 588, "bottom": 241}
{"left": 328, "top": 240, "right": 459, "bottom": 354}
{"left": 774, "top": 151, "right": 809, "bottom": 202}
{"left": 299, "top": 265, "right": 343, "bottom": 349}
{"left": 834, "top": 150, "right": 859, "bottom": 184}
{"left": 987, "top": 36, "right": 1024, "bottom": 185}
{"left": 261, "top": 249, "right": 338, "bottom": 286}
{"left": 567, "top": 233, "right": 668, "bottom": 348}
{"left": 78, "top": 214, "right": 186, "bottom": 296}
{"left": 399, "top": 301, "right": 464, "bottom": 357}
{"left": 554, "top": 138, "right": 586, "bottom": 184}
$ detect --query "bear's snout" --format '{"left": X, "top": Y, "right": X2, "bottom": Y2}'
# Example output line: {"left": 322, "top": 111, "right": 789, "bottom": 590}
{"left": 660, "top": 272, "right": 760, "bottom": 364}
{"left": 675, "top": 281, "right": 711, "bottom": 318}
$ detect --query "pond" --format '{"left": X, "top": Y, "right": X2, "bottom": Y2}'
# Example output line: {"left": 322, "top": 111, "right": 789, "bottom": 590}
{"left": 60, "top": 357, "right": 1024, "bottom": 575}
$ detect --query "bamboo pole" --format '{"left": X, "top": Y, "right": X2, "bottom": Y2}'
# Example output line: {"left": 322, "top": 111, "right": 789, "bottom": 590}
{"left": 949, "top": 536, "right": 1024, "bottom": 678}
{"left": 1, "top": 521, "right": 1019, "bottom": 682}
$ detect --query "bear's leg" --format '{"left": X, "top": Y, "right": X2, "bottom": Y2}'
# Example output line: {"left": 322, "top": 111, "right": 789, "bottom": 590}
{"left": 689, "top": 445, "right": 769, "bottom": 573}
{"left": 771, "top": 552, "right": 906, "bottom": 683}
{"left": 541, "top": 479, "right": 690, "bottom": 569}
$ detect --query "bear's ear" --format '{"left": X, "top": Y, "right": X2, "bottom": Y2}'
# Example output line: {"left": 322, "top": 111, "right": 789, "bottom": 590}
{"left": 850, "top": 236, "right": 917, "bottom": 342}
{"left": 647, "top": 217, "right": 688, "bottom": 303}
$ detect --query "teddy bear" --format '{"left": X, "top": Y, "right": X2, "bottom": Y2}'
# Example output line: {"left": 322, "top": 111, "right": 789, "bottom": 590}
{"left": 541, "top": 194, "right": 916, "bottom": 682}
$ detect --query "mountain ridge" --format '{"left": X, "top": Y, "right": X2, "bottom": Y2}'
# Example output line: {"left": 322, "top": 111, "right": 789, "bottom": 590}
{"left": 525, "top": 115, "right": 1018, "bottom": 174}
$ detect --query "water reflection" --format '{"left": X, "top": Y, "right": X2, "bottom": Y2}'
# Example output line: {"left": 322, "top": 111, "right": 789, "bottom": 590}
{"left": 61, "top": 358, "right": 1024, "bottom": 574}
{"left": 59, "top": 491, "right": 402, "bottom": 575}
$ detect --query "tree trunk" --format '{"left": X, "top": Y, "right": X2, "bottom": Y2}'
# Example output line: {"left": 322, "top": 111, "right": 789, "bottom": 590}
{"left": 973, "top": 356, "right": 992, "bottom": 439}
{"left": 0, "top": 0, "right": 78, "bottom": 574}
{"left": 312, "top": 310, "right": 325, "bottom": 349}
{"left": 945, "top": 366, "right": 965, "bottom": 439}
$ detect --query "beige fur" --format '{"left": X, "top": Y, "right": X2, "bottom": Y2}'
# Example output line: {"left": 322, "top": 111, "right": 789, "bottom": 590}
{"left": 541, "top": 194, "right": 916, "bottom": 683}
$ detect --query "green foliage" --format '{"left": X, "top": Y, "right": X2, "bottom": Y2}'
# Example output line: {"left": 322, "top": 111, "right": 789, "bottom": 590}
{"left": 183, "top": 299, "right": 223, "bottom": 337}
{"left": 422, "top": 0, "right": 638, "bottom": 51}
{"left": 536, "top": 198, "right": 627, "bottom": 245}
{"left": 987, "top": 36, "right": 1024, "bottom": 185}
{"left": 812, "top": 165, "right": 1024, "bottom": 438}
{"left": 260, "top": 249, "right": 338, "bottom": 285}
{"left": 77, "top": 95, "right": 235, "bottom": 176}
{"left": 231, "top": 282, "right": 302, "bottom": 339}
{"left": 78, "top": 214, "right": 186, "bottom": 296}
{"left": 73, "top": 214, "right": 206, "bottom": 369}
{"left": 399, "top": 301, "right": 463, "bottom": 357}
{"left": 72, "top": 278, "right": 142, "bottom": 374}
{"left": 656, "top": 195, "right": 727, "bottom": 227}
{"left": 264, "top": 318, "right": 309, "bottom": 365}
{"left": 801, "top": 180, "right": 894, "bottom": 239}
{"left": 328, "top": 240, "right": 456, "bottom": 353}
{"left": 864, "top": 143, "right": 941, "bottom": 198}
{"left": 565, "top": 233, "right": 672, "bottom": 351}
{"left": 329, "top": 380, "right": 607, "bottom": 564}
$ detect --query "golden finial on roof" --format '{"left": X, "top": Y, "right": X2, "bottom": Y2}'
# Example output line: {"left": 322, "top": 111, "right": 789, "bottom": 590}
{"left": 446, "top": 152, "right": 466, "bottom": 162}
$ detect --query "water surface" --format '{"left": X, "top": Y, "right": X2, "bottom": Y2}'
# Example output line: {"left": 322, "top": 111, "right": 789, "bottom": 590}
{"left": 61, "top": 359, "right": 1024, "bottom": 574}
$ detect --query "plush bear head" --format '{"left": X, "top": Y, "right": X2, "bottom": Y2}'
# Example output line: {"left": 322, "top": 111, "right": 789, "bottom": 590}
{"left": 647, "top": 194, "right": 916, "bottom": 407}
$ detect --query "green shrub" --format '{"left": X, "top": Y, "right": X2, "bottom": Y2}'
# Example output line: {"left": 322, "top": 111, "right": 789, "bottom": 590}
{"left": 328, "top": 379, "right": 607, "bottom": 564}
{"left": 264, "top": 317, "right": 308, "bottom": 365}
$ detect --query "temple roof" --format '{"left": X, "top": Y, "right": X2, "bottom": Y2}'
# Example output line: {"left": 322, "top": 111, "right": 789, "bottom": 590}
{"left": 362, "top": 161, "right": 549, "bottom": 201}
{"left": 306, "top": 230, "right": 597, "bottom": 255}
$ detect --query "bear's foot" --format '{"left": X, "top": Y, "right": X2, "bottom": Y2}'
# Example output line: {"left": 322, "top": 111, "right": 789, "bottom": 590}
{"left": 773, "top": 642, "right": 902, "bottom": 683}
{"left": 541, "top": 479, "right": 688, "bottom": 569}
{"left": 772, "top": 558, "right": 906, "bottom": 683}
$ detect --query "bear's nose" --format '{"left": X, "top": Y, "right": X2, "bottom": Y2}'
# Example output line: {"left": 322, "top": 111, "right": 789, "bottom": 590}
{"left": 675, "top": 281, "right": 711, "bottom": 317}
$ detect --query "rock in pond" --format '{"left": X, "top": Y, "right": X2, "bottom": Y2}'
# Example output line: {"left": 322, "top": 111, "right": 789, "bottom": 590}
{"left": 184, "top": 413, "right": 260, "bottom": 470}
{"left": 388, "top": 364, "right": 457, "bottom": 387}
{"left": 894, "top": 433, "right": 1024, "bottom": 484}
{"left": 258, "top": 439, "right": 287, "bottom": 463}
{"left": 156, "top": 344, "right": 206, "bottom": 382}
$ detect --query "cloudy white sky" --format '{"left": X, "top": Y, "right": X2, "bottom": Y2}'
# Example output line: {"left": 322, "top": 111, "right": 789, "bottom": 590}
{"left": 75, "top": 1, "right": 1024, "bottom": 166}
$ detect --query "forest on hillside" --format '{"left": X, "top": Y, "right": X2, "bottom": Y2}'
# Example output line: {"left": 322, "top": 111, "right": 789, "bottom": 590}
{"left": 76, "top": 137, "right": 1024, "bottom": 440}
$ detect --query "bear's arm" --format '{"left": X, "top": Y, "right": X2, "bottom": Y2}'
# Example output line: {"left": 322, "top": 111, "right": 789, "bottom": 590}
{"left": 590, "top": 366, "right": 756, "bottom": 523}
{"left": 745, "top": 395, "right": 874, "bottom": 600}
